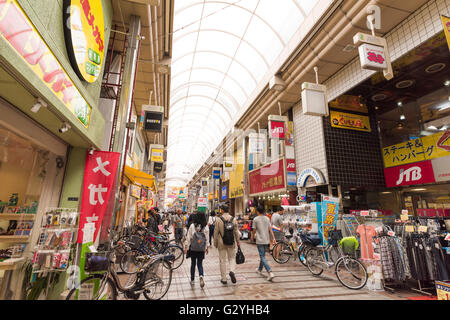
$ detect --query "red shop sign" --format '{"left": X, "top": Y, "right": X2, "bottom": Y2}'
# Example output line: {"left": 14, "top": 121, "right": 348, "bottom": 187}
{"left": 270, "top": 121, "right": 285, "bottom": 139}
{"left": 384, "top": 160, "right": 435, "bottom": 188}
{"left": 249, "top": 159, "right": 285, "bottom": 195}
{"left": 77, "top": 150, "right": 120, "bottom": 244}
{"left": 286, "top": 159, "right": 296, "bottom": 172}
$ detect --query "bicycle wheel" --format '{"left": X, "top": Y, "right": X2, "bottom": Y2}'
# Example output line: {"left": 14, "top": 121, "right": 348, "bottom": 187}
{"left": 120, "top": 249, "right": 144, "bottom": 274}
{"left": 297, "top": 245, "right": 308, "bottom": 267}
{"left": 335, "top": 257, "right": 368, "bottom": 290}
{"left": 305, "top": 248, "right": 325, "bottom": 276}
{"left": 66, "top": 274, "right": 117, "bottom": 300}
{"left": 272, "top": 242, "right": 291, "bottom": 264}
{"left": 162, "top": 245, "right": 184, "bottom": 270}
{"left": 143, "top": 259, "right": 173, "bottom": 300}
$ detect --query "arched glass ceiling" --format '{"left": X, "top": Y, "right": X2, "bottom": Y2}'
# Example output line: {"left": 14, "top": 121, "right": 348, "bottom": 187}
{"left": 167, "top": 0, "right": 319, "bottom": 185}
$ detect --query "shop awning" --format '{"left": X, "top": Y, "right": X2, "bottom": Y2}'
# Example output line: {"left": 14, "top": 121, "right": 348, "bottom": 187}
{"left": 124, "top": 166, "right": 157, "bottom": 192}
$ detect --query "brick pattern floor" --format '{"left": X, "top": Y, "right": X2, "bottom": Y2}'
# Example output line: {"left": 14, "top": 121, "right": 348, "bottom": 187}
{"left": 117, "top": 233, "right": 404, "bottom": 300}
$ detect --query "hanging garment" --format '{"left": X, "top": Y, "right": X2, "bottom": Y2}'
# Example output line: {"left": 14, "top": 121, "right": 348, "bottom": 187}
{"left": 393, "top": 237, "right": 411, "bottom": 279}
{"left": 429, "top": 237, "right": 449, "bottom": 281}
{"left": 357, "top": 224, "right": 377, "bottom": 260}
{"left": 379, "top": 237, "right": 396, "bottom": 281}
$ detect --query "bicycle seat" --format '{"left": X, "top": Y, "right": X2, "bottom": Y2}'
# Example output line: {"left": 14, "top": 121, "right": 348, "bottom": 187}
{"left": 285, "top": 234, "right": 294, "bottom": 239}
{"left": 300, "top": 234, "right": 321, "bottom": 246}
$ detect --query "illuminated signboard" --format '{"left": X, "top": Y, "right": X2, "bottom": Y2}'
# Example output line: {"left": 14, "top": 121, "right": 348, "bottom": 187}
{"left": 0, "top": 0, "right": 92, "bottom": 127}
{"left": 64, "top": 0, "right": 105, "bottom": 83}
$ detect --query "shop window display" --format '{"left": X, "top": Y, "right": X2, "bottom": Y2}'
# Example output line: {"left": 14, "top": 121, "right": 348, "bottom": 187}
{"left": 0, "top": 125, "right": 50, "bottom": 255}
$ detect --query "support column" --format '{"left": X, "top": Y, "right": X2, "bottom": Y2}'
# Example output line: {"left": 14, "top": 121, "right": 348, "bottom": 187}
{"left": 111, "top": 15, "right": 141, "bottom": 233}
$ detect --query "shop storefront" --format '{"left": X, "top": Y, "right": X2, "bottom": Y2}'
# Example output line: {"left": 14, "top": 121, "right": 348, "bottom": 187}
{"left": 0, "top": 0, "right": 114, "bottom": 300}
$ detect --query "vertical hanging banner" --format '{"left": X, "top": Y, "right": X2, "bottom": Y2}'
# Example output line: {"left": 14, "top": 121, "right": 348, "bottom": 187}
{"left": 77, "top": 150, "right": 120, "bottom": 244}
{"left": 319, "top": 196, "right": 340, "bottom": 245}
{"left": 268, "top": 115, "right": 287, "bottom": 139}
{"left": 442, "top": 15, "right": 450, "bottom": 52}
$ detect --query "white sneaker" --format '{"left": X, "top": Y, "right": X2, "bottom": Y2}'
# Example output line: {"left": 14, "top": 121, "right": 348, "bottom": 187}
{"left": 190, "top": 280, "right": 195, "bottom": 285}
{"left": 255, "top": 268, "right": 264, "bottom": 276}
{"left": 267, "top": 272, "right": 275, "bottom": 281}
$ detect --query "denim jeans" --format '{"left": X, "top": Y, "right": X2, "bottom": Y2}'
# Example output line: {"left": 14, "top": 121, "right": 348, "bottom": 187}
{"left": 257, "top": 244, "right": 271, "bottom": 273}
{"left": 191, "top": 256, "right": 204, "bottom": 281}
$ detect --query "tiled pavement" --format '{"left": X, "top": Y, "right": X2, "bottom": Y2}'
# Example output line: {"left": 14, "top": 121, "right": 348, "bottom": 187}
{"left": 117, "top": 236, "right": 404, "bottom": 300}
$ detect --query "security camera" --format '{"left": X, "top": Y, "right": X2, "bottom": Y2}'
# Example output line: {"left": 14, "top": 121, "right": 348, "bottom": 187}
{"left": 59, "top": 122, "right": 71, "bottom": 133}
{"left": 31, "top": 98, "right": 47, "bottom": 113}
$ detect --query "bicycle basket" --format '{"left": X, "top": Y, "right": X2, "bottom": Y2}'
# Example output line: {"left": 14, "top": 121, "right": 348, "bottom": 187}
{"left": 84, "top": 252, "right": 109, "bottom": 272}
{"left": 340, "top": 239, "right": 357, "bottom": 256}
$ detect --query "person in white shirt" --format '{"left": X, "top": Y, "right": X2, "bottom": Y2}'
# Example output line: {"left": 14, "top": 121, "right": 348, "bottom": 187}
{"left": 207, "top": 210, "right": 217, "bottom": 246}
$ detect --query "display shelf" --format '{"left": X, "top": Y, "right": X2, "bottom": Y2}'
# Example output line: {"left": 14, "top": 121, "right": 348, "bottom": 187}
{"left": 0, "top": 257, "right": 24, "bottom": 271}
{"left": 0, "top": 214, "right": 36, "bottom": 220}
{"left": 0, "top": 235, "right": 30, "bottom": 243}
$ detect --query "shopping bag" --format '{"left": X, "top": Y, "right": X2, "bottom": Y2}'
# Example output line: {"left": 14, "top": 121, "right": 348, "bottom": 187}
{"left": 235, "top": 246, "right": 245, "bottom": 264}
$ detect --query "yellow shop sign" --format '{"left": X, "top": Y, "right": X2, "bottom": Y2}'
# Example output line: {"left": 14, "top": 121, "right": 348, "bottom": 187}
{"left": 64, "top": 0, "right": 105, "bottom": 83}
{"left": 330, "top": 110, "right": 371, "bottom": 132}
{"left": 383, "top": 131, "right": 450, "bottom": 168}
{"left": 0, "top": 0, "right": 92, "bottom": 127}
{"left": 442, "top": 15, "right": 450, "bottom": 52}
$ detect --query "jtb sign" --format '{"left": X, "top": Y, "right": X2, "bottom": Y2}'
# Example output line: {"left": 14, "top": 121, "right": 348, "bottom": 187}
{"left": 77, "top": 150, "right": 120, "bottom": 243}
{"left": 384, "top": 160, "right": 435, "bottom": 188}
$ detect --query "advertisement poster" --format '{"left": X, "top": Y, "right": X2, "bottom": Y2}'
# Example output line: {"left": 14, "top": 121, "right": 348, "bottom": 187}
{"left": 436, "top": 281, "right": 450, "bottom": 300}
{"left": 382, "top": 130, "right": 450, "bottom": 168}
{"left": 77, "top": 150, "right": 120, "bottom": 244}
{"left": 318, "top": 196, "right": 340, "bottom": 245}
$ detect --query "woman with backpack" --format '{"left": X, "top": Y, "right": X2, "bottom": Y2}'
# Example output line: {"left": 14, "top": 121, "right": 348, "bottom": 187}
{"left": 184, "top": 211, "right": 209, "bottom": 288}
{"left": 207, "top": 210, "right": 217, "bottom": 247}
{"left": 213, "top": 204, "right": 241, "bottom": 285}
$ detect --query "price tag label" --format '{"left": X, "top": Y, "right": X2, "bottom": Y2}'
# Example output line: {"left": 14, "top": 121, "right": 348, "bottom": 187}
{"left": 400, "top": 214, "right": 409, "bottom": 222}
{"left": 360, "top": 210, "right": 369, "bottom": 217}
{"left": 375, "top": 226, "right": 383, "bottom": 233}
{"left": 418, "top": 226, "right": 428, "bottom": 233}
{"left": 405, "top": 225, "right": 414, "bottom": 232}
{"left": 388, "top": 231, "right": 395, "bottom": 237}
{"left": 88, "top": 245, "right": 97, "bottom": 253}
{"left": 373, "top": 253, "right": 380, "bottom": 260}
{"left": 445, "top": 234, "right": 450, "bottom": 241}
{"left": 401, "top": 210, "right": 408, "bottom": 215}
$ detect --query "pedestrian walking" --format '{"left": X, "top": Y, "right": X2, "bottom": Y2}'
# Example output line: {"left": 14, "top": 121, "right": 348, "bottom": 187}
{"left": 172, "top": 209, "right": 184, "bottom": 245}
{"left": 144, "top": 208, "right": 159, "bottom": 233}
{"left": 208, "top": 210, "right": 217, "bottom": 246}
{"left": 214, "top": 204, "right": 241, "bottom": 285}
{"left": 252, "top": 205, "right": 276, "bottom": 281}
{"left": 271, "top": 206, "right": 285, "bottom": 258}
{"left": 184, "top": 211, "right": 209, "bottom": 288}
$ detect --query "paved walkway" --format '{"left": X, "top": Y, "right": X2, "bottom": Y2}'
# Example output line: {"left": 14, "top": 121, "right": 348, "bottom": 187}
{"left": 138, "top": 240, "right": 398, "bottom": 300}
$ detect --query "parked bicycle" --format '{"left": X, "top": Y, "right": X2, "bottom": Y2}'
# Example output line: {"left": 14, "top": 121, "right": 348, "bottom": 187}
{"left": 303, "top": 232, "right": 368, "bottom": 290}
{"left": 66, "top": 241, "right": 174, "bottom": 300}
{"left": 120, "top": 231, "right": 184, "bottom": 273}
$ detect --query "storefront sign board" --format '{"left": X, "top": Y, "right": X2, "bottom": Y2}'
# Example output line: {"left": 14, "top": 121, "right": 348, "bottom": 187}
{"left": 382, "top": 131, "right": 450, "bottom": 168}
{"left": 248, "top": 159, "right": 285, "bottom": 196}
{"left": 149, "top": 144, "right": 164, "bottom": 162}
{"left": 384, "top": 160, "right": 435, "bottom": 188}
{"left": 436, "top": 281, "right": 450, "bottom": 300}
{"left": 330, "top": 110, "right": 371, "bottom": 132}
{"left": 213, "top": 168, "right": 221, "bottom": 179}
{"left": 286, "top": 172, "right": 297, "bottom": 187}
{"left": 442, "top": 15, "right": 450, "bottom": 52}
{"left": 269, "top": 121, "right": 285, "bottom": 139}
{"left": 77, "top": 150, "right": 120, "bottom": 243}
{"left": 285, "top": 121, "right": 294, "bottom": 146}
{"left": 0, "top": 0, "right": 92, "bottom": 127}
{"left": 248, "top": 133, "right": 266, "bottom": 154}
{"left": 286, "top": 159, "right": 296, "bottom": 172}
{"left": 197, "top": 197, "right": 208, "bottom": 208}
{"left": 297, "top": 168, "right": 326, "bottom": 187}
{"left": 130, "top": 184, "right": 141, "bottom": 199}
{"left": 329, "top": 95, "right": 368, "bottom": 113}
{"left": 64, "top": 0, "right": 105, "bottom": 83}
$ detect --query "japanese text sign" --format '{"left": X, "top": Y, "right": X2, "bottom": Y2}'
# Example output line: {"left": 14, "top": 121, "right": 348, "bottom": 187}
{"left": 77, "top": 150, "right": 120, "bottom": 243}
{"left": 330, "top": 110, "right": 371, "bottom": 132}
{"left": 64, "top": 0, "right": 105, "bottom": 83}
{"left": 382, "top": 131, "right": 450, "bottom": 168}
{"left": 384, "top": 160, "right": 435, "bottom": 188}
{"left": 248, "top": 159, "right": 285, "bottom": 196}
{"left": 0, "top": 0, "right": 92, "bottom": 127}
{"left": 319, "top": 196, "right": 340, "bottom": 246}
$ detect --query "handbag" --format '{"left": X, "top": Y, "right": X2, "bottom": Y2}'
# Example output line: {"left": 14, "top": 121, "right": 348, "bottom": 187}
{"left": 235, "top": 246, "right": 245, "bottom": 264}
{"left": 186, "top": 246, "right": 192, "bottom": 259}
